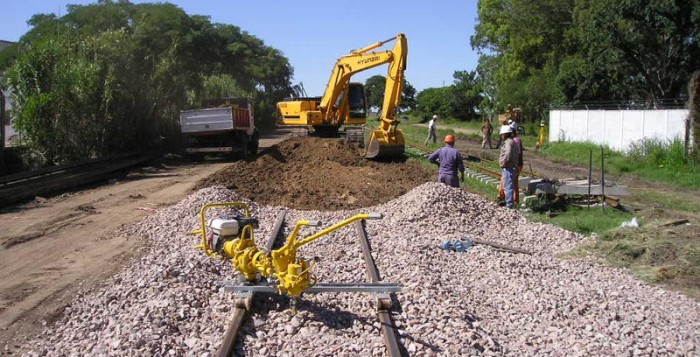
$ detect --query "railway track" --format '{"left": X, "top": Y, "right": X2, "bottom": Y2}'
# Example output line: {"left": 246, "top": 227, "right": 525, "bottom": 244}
{"left": 0, "top": 153, "right": 150, "bottom": 207}
{"left": 216, "top": 210, "right": 287, "bottom": 357}
{"left": 215, "top": 212, "right": 405, "bottom": 357}
{"left": 406, "top": 141, "right": 537, "bottom": 187}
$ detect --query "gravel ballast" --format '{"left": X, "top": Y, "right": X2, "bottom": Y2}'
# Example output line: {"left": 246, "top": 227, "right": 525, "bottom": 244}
{"left": 24, "top": 182, "right": 699, "bottom": 356}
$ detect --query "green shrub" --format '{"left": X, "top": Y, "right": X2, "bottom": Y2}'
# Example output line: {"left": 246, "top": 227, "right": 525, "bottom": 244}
{"left": 628, "top": 137, "right": 687, "bottom": 167}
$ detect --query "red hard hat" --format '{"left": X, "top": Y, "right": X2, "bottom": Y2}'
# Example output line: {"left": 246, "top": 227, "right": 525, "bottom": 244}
{"left": 444, "top": 134, "right": 455, "bottom": 143}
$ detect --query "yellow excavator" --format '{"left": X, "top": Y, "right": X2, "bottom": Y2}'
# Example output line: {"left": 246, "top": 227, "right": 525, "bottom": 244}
{"left": 276, "top": 34, "right": 408, "bottom": 159}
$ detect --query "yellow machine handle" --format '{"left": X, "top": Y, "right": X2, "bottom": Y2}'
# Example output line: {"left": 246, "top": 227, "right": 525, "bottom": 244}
{"left": 190, "top": 202, "right": 251, "bottom": 257}
{"left": 292, "top": 213, "right": 382, "bottom": 248}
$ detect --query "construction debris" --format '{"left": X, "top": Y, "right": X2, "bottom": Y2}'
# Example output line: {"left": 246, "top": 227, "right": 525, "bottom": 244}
{"left": 526, "top": 178, "right": 630, "bottom": 196}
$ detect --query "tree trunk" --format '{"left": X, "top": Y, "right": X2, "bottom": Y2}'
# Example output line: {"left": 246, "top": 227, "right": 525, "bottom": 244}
{"left": 688, "top": 71, "right": 700, "bottom": 160}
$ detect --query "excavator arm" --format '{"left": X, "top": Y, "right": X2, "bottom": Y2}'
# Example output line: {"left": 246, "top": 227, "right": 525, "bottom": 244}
{"left": 365, "top": 34, "right": 407, "bottom": 159}
{"left": 318, "top": 35, "right": 405, "bottom": 124}
{"left": 276, "top": 34, "right": 408, "bottom": 159}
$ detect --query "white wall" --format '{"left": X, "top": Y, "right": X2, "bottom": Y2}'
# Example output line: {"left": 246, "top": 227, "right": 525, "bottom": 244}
{"left": 549, "top": 109, "right": 689, "bottom": 152}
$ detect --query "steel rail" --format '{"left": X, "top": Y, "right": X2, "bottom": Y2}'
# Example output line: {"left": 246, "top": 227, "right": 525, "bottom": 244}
{"left": 215, "top": 210, "right": 287, "bottom": 357}
{"left": 354, "top": 220, "right": 405, "bottom": 357}
{"left": 406, "top": 141, "right": 538, "bottom": 179}
{"left": 0, "top": 152, "right": 139, "bottom": 185}
{"left": 466, "top": 163, "right": 502, "bottom": 179}
{"left": 224, "top": 282, "right": 401, "bottom": 294}
{"left": 0, "top": 154, "right": 150, "bottom": 207}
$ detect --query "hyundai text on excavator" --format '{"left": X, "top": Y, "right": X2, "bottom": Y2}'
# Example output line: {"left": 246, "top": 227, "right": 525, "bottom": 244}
{"left": 276, "top": 34, "right": 408, "bottom": 159}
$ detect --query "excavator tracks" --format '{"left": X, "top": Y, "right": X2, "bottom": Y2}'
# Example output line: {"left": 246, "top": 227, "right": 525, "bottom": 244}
{"left": 343, "top": 127, "right": 365, "bottom": 147}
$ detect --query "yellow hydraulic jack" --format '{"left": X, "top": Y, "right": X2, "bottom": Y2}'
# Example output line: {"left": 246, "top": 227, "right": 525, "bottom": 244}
{"left": 191, "top": 202, "right": 394, "bottom": 298}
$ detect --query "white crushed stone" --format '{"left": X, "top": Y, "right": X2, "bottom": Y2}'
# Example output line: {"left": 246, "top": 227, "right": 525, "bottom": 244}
{"left": 23, "top": 182, "right": 700, "bottom": 356}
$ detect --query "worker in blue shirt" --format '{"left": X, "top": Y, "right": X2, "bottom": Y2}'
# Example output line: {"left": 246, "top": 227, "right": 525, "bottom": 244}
{"left": 428, "top": 134, "right": 465, "bottom": 188}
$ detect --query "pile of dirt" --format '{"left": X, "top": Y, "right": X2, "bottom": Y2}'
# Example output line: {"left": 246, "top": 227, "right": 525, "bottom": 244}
{"left": 194, "top": 136, "right": 435, "bottom": 210}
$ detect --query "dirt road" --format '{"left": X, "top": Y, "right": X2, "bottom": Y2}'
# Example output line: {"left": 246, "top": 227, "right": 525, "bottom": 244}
{"left": 0, "top": 128, "right": 303, "bottom": 350}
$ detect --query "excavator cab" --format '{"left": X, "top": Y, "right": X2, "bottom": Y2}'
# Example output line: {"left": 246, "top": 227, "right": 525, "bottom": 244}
{"left": 347, "top": 83, "right": 367, "bottom": 121}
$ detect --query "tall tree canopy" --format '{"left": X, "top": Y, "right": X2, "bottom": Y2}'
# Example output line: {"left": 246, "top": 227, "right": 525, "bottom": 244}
{"left": 414, "top": 70, "right": 483, "bottom": 120}
{"left": 2, "top": 0, "right": 292, "bottom": 164}
{"left": 363, "top": 75, "right": 417, "bottom": 112}
{"left": 471, "top": 0, "right": 700, "bottom": 121}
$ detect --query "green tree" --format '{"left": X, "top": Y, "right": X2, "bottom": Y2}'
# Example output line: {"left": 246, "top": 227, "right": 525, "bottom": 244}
{"left": 563, "top": 0, "right": 700, "bottom": 102}
{"left": 365, "top": 75, "right": 386, "bottom": 111}
{"left": 365, "top": 75, "right": 417, "bottom": 112}
{"left": 416, "top": 87, "right": 452, "bottom": 117}
{"left": 449, "top": 70, "right": 483, "bottom": 120}
{"left": 4, "top": 1, "right": 292, "bottom": 163}
{"left": 401, "top": 80, "right": 417, "bottom": 111}
{"left": 471, "top": 0, "right": 575, "bottom": 119}
{"left": 472, "top": 0, "right": 700, "bottom": 116}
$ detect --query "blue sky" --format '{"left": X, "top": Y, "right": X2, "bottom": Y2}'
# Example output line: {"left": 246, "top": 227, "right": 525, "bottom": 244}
{"left": 0, "top": 0, "right": 481, "bottom": 95}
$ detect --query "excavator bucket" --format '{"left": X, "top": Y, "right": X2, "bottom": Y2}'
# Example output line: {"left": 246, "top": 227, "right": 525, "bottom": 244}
{"left": 365, "top": 129, "right": 405, "bottom": 159}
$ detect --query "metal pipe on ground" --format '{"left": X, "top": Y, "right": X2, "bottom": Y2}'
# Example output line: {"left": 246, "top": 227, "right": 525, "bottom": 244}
{"left": 471, "top": 239, "right": 531, "bottom": 255}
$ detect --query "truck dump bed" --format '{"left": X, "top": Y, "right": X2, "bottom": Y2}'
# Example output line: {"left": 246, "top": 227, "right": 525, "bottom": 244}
{"left": 180, "top": 107, "right": 252, "bottom": 134}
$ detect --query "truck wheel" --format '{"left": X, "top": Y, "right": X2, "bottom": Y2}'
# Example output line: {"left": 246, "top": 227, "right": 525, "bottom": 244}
{"left": 239, "top": 133, "right": 250, "bottom": 160}
{"left": 248, "top": 130, "right": 259, "bottom": 156}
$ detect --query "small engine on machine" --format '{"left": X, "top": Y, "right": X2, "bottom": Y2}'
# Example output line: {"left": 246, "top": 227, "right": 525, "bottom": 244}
{"left": 205, "top": 216, "right": 258, "bottom": 254}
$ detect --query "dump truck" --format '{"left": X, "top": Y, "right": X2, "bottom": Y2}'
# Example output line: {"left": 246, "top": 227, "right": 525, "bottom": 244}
{"left": 179, "top": 98, "right": 259, "bottom": 160}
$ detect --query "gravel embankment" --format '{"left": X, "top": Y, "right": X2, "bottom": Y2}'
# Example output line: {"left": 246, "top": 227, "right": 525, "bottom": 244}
{"left": 25, "top": 183, "right": 699, "bottom": 356}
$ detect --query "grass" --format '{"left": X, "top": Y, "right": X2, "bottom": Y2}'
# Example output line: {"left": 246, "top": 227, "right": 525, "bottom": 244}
{"left": 631, "top": 191, "right": 700, "bottom": 214}
{"left": 401, "top": 113, "right": 482, "bottom": 130}
{"left": 527, "top": 206, "right": 633, "bottom": 236}
{"left": 588, "top": 225, "right": 700, "bottom": 299}
{"left": 535, "top": 205, "right": 700, "bottom": 299}
{"left": 538, "top": 140, "right": 700, "bottom": 190}
{"left": 464, "top": 176, "right": 499, "bottom": 197}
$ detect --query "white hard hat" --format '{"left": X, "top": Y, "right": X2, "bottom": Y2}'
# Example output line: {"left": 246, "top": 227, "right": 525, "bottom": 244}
{"left": 432, "top": 114, "right": 438, "bottom": 119}
{"left": 499, "top": 125, "right": 512, "bottom": 135}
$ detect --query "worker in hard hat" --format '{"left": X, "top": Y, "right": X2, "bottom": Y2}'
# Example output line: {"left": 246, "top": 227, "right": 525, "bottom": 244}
{"left": 498, "top": 125, "right": 519, "bottom": 208}
{"left": 424, "top": 114, "right": 438, "bottom": 145}
{"left": 504, "top": 121, "right": 524, "bottom": 205}
{"left": 428, "top": 134, "right": 465, "bottom": 188}
{"left": 481, "top": 119, "right": 494, "bottom": 149}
